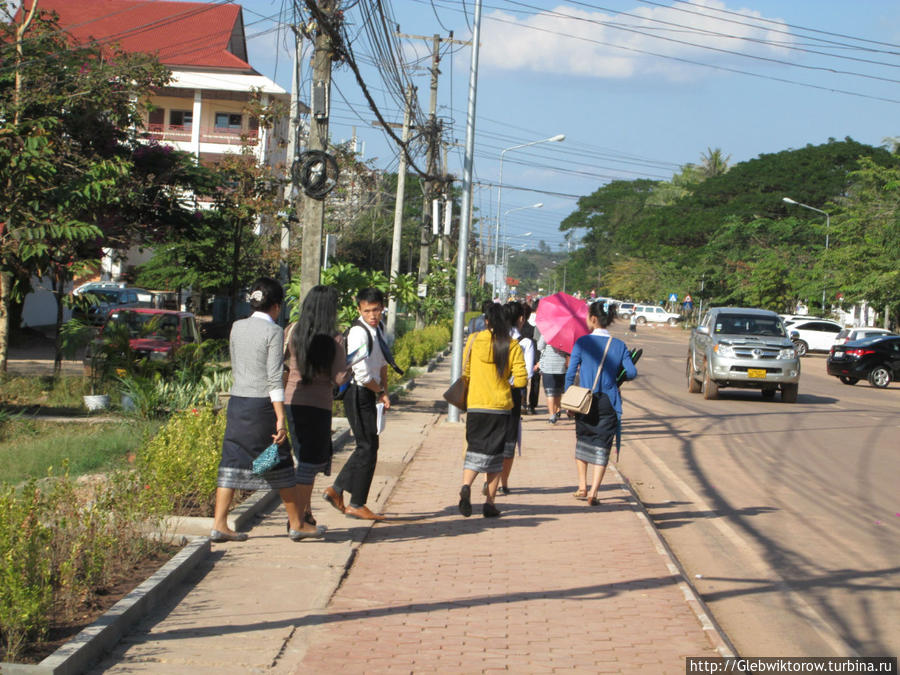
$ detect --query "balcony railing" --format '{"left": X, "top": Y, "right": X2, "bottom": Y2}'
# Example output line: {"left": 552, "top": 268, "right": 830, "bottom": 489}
{"left": 144, "top": 124, "right": 259, "bottom": 146}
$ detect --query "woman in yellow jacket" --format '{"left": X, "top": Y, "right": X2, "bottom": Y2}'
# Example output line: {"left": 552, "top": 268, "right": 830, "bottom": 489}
{"left": 458, "top": 303, "right": 528, "bottom": 518}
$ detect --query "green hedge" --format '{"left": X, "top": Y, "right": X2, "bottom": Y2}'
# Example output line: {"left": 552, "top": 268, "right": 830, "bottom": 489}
{"left": 392, "top": 324, "right": 451, "bottom": 376}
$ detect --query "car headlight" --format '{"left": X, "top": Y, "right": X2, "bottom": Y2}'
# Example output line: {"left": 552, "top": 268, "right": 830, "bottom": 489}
{"left": 714, "top": 344, "right": 735, "bottom": 357}
{"left": 779, "top": 346, "right": 796, "bottom": 359}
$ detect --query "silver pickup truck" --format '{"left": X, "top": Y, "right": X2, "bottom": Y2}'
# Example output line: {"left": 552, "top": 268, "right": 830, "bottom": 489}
{"left": 686, "top": 307, "right": 801, "bottom": 402}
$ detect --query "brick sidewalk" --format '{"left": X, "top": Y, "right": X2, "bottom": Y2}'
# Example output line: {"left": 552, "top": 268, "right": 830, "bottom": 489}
{"left": 292, "top": 411, "right": 721, "bottom": 673}
{"left": 88, "top": 356, "right": 722, "bottom": 673}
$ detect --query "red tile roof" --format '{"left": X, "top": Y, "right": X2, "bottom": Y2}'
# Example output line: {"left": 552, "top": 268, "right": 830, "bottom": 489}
{"left": 33, "top": 0, "right": 252, "bottom": 71}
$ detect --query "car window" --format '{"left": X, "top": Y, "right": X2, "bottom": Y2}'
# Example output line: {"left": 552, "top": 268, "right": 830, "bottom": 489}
{"left": 714, "top": 314, "right": 785, "bottom": 337}
{"left": 181, "top": 317, "right": 198, "bottom": 343}
{"left": 837, "top": 329, "right": 850, "bottom": 339}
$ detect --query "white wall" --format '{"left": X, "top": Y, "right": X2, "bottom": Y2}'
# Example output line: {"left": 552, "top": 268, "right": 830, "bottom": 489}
{"left": 21, "top": 276, "right": 72, "bottom": 328}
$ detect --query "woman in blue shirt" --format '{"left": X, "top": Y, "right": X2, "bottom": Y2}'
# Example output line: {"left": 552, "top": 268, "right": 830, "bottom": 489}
{"left": 564, "top": 302, "right": 637, "bottom": 506}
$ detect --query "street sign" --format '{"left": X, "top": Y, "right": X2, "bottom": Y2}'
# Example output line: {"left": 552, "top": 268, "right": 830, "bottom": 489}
{"left": 684, "top": 294, "right": 693, "bottom": 303}
{"left": 668, "top": 293, "right": 678, "bottom": 302}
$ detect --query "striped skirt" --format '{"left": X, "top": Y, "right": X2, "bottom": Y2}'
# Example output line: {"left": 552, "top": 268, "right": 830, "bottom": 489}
{"left": 217, "top": 396, "right": 296, "bottom": 490}
{"left": 574, "top": 392, "right": 619, "bottom": 467}
{"left": 464, "top": 411, "right": 509, "bottom": 474}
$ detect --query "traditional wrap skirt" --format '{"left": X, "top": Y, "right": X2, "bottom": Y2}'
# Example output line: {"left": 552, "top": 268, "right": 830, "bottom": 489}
{"left": 574, "top": 392, "right": 619, "bottom": 467}
{"left": 286, "top": 404, "right": 333, "bottom": 485}
{"left": 464, "top": 411, "right": 509, "bottom": 474}
{"left": 504, "top": 387, "right": 524, "bottom": 458}
{"left": 217, "top": 396, "right": 296, "bottom": 490}
{"left": 542, "top": 372, "right": 565, "bottom": 396}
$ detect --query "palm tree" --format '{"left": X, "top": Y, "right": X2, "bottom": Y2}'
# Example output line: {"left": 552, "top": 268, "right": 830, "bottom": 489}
{"left": 699, "top": 147, "right": 731, "bottom": 178}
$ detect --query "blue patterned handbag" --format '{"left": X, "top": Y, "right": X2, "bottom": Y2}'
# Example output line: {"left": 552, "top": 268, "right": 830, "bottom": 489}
{"left": 251, "top": 442, "right": 280, "bottom": 475}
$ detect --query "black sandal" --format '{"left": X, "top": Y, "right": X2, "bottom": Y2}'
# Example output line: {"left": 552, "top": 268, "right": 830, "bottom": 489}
{"left": 304, "top": 510, "right": 317, "bottom": 526}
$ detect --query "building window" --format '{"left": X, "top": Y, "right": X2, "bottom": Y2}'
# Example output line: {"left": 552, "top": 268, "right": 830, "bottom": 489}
{"left": 169, "top": 110, "right": 193, "bottom": 129}
{"left": 148, "top": 108, "right": 164, "bottom": 128}
{"left": 214, "top": 112, "right": 243, "bottom": 131}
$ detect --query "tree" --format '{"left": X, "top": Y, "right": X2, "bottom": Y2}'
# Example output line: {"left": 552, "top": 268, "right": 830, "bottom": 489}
{"left": 0, "top": 5, "right": 208, "bottom": 371}
{"left": 699, "top": 147, "right": 731, "bottom": 178}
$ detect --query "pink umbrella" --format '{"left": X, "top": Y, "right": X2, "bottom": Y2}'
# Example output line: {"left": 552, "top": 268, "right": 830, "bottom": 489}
{"left": 535, "top": 292, "right": 589, "bottom": 353}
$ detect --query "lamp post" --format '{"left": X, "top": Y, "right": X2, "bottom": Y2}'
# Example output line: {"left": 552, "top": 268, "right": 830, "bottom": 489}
{"left": 783, "top": 197, "right": 831, "bottom": 311}
{"left": 494, "top": 203, "right": 541, "bottom": 295}
{"left": 495, "top": 134, "right": 564, "bottom": 293}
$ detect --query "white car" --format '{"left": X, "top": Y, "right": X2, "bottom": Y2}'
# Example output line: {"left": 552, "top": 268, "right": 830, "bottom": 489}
{"left": 633, "top": 305, "right": 682, "bottom": 326}
{"left": 787, "top": 319, "right": 843, "bottom": 356}
{"left": 833, "top": 327, "right": 895, "bottom": 346}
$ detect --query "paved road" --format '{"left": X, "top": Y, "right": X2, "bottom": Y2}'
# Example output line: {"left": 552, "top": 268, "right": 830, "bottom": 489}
{"left": 613, "top": 324, "right": 899, "bottom": 657}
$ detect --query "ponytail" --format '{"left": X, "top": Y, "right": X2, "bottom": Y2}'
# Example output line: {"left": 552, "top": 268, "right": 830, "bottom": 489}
{"left": 484, "top": 303, "right": 511, "bottom": 378}
{"left": 588, "top": 300, "right": 617, "bottom": 328}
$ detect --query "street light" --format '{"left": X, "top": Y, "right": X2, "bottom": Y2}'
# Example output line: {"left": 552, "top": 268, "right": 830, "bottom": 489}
{"left": 495, "top": 134, "right": 564, "bottom": 293}
{"left": 783, "top": 197, "right": 831, "bottom": 311}
{"left": 493, "top": 202, "right": 542, "bottom": 294}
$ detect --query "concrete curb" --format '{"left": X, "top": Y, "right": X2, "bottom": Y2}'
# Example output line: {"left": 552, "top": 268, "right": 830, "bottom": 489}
{"left": 611, "top": 462, "right": 738, "bottom": 658}
{"left": 0, "top": 426, "right": 355, "bottom": 674}
{"left": 0, "top": 537, "right": 210, "bottom": 675}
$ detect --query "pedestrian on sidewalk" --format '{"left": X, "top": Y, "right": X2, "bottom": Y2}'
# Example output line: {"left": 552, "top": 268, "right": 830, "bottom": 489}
{"left": 324, "top": 287, "right": 402, "bottom": 521}
{"left": 459, "top": 303, "right": 527, "bottom": 519}
{"left": 537, "top": 336, "right": 568, "bottom": 425}
{"left": 212, "top": 277, "right": 314, "bottom": 543}
{"left": 565, "top": 302, "right": 637, "bottom": 506}
{"left": 491, "top": 300, "right": 533, "bottom": 496}
{"left": 522, "top": 300, "right": 541, "bottom": 415}
{"left": 284, "top": 285, "right": 351, "bottom": 538}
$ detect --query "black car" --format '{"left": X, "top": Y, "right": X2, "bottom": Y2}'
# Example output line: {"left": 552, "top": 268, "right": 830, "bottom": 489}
{"left": 826, "top": 335, "right": 900, "bottom": 388}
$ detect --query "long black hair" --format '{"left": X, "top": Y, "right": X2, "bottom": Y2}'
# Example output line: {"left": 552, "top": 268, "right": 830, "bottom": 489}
{"left": 588, "top": 300, "right": 617, "bottom": 328}
{"left": 484, "top": 302, "right": 511, "bottom": 378}
{"left": 503, "top": 300, "right": 524, "bottom": 330}
{"left": 292, "top": 285, "right": 338, "bottom": 382}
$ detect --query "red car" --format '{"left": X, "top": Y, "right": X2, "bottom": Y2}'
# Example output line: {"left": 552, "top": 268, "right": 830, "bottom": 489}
{"left": 86, "top": 308, "right": 201, "bottom": 369}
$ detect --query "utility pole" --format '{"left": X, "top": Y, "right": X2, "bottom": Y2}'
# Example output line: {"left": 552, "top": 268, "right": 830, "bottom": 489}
{"left": 282, "top": 23, "right": 303, "bottom": 292}
{"left": 386, "top": 85, "right": 414, "bottom": 341}
{"left": 396, "top": 31, "right": 467, "bottom": 329}
{"left": 299, "top": 0, "right": 335, "bottom": 303}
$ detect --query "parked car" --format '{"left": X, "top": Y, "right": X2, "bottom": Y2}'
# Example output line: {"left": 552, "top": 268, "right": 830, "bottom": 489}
{"left": 633, "top": 304, "right": 682, "bottom": 325}
{"left": 787, "top": 319, "right": 843, "bottom": 356}
{"left": 826, "top": 335, "right": 900, "bottom": 388}
{"left": 832, "top": 327, "right": 895, "bottom": 346}
{"left": 687, "top": 307, "right": 800, "bottom": 402}
{"left": 780, "top": 314, "right": 821, "bottom": 326}
{"left": 616, "top": 302, "right": 635, "bottom": 318}
{"left": 72, "top": 286, "right": 152, "bottom": 325}
{"left": 84, "top": 308, "right": 201, "bottom": 372}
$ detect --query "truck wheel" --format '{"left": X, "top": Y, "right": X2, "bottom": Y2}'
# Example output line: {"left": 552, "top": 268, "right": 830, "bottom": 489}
{"left": 839, "top": 376, "right": 858, "bottom": 385}
{"left": 795, "top": 340, "right": 808, "bottom": 357}
{"left": 781, "top": 383, "right": 798, "bottom": 403}
{"left": 703, "top": 368, "right": 719, "bottom": 400}
{"left": 668, "top": 317, "right": 678, "bottom": 326}
{"left": 636, "top": 316, "right": 647, "bottom": 325}
{"left": 687, "top": 356, "right": 702, "bottom": 393}
{"left": 867, "top": 366, "right": 891, "bottom": 388}
{"left": 761, "top": 388, "right": 776, "bottom": 399}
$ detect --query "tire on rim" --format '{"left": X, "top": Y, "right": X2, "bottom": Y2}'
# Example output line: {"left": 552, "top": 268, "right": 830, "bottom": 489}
{"left": 703, "top": 367, "right": 719, "bottom": 400}
{"left": 867, "top": 366, "right": 892, "bottom": 388}
{"left": 795, "top": 340, "right": 808, "bottom": 357}
{"left": 781, "top": 383, "right": 798, "bottom": 403}
{"left": 636, "top": 316, "right": 647, "bottom": 325}
{"left": 687, "top": 356, "right": 702, "bottom": 393}
{"left": 839, "top": 376, "right": 859, "bottom": 385}
{"left": 668, "top": 317, "right": 678, "bottom": 326}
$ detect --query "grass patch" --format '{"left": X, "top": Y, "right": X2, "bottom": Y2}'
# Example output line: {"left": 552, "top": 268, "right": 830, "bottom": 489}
{"left": 0, "top": 375, "right": 91, "bottom": 413}
{"left": 0, "top": 420, "right": 161, "bottom": 484}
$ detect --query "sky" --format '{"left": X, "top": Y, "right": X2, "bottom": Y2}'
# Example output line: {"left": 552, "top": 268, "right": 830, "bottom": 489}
{"left": 237, "top": 0, "right": 900, "bottom": 251}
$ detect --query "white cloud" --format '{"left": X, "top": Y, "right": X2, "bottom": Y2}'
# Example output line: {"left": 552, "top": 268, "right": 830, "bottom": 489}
{"left": 480, "top": 0, "right": 794, "bottom": 81}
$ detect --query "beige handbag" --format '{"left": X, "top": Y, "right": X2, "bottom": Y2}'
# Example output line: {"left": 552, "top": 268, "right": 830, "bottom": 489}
{"left": 560, "top": 337, "right": 611, "bottom": 414}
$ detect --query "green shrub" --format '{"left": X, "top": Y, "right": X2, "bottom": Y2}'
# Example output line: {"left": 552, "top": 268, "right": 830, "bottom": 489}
{"left": 0, "top": 468, "right": 163, "bottom": 663}
{"left": 136, "top": 406, "right": 226, "bottom": 516}
{"left": 0, "top": 481, "right": 53, "bottom": 662}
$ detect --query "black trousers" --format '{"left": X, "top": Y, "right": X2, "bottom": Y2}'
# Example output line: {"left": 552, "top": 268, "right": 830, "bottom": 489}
{"left": 334, "top": 383, "right": 379, "bottom": 507}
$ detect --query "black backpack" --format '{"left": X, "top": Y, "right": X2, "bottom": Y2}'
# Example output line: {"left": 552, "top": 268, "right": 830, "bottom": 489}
{"left": 334, "top": 319, "right": 403, "bottom": 399}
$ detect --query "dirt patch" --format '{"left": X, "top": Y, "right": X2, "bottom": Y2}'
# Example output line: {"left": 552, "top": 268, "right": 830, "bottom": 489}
{"left": 14, "top": 545, "right": 178, "bottom": 664}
